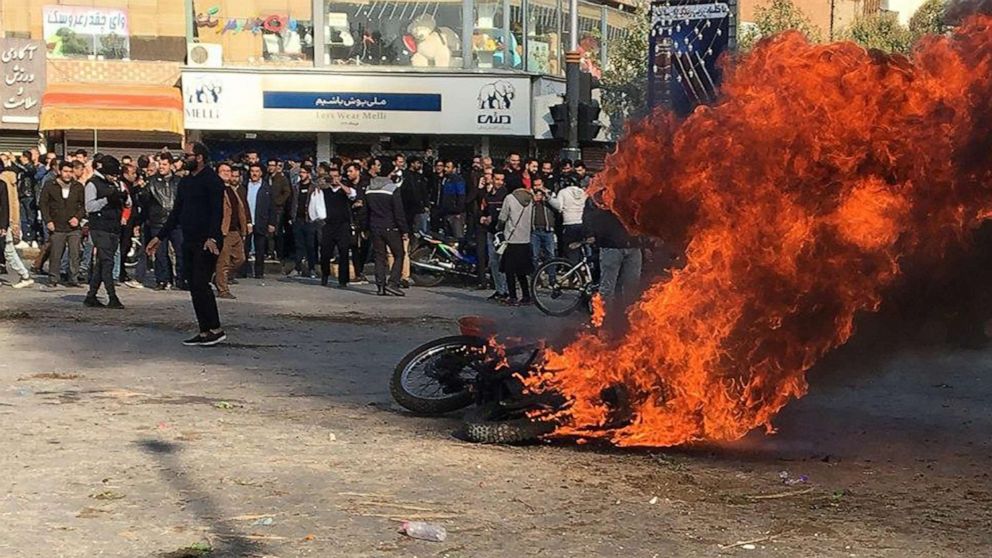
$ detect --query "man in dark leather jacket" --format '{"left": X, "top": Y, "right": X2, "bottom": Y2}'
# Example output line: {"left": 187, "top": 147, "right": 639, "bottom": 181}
{"left": 140, "top": 154, "right": 184, "bottom": 290}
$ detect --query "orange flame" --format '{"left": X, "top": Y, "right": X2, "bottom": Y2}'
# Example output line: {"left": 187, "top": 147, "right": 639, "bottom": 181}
{"left": 526, "top": 16, "right": 992, "bottom": 447}
{"left": 590, "top": 293, "right": 606, "bottom": 328}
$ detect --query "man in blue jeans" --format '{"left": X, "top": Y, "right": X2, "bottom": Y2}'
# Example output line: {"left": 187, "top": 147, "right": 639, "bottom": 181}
{"left": 529, "top": 178, "right": 557, "bottom": 283}
{"left": 481, "top": 169, "right": 509, "bottom": 301}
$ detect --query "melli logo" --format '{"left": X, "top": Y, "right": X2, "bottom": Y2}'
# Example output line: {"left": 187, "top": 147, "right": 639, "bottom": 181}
{"left": 186, "top": 79, "right": 223, "bottom": 120}
{"left": 476, "top": 80, "right": 515, "bottom": 126}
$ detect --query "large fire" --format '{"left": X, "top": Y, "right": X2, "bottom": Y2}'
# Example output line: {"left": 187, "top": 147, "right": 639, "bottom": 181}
{"left": 525, "top": 13, "right": 992, "bottom": 447}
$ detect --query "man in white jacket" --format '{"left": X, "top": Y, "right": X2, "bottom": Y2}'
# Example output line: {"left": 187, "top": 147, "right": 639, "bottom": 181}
{"left": 549, "top": 177, "right": 588, "bottom": 263}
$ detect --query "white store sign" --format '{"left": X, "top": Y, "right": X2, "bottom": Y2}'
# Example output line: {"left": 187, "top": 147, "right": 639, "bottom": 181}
{"left": 182, "top": 71, "right": 532, "bottom": 136}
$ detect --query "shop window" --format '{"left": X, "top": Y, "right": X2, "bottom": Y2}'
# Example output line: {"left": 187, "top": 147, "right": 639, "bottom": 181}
{"left": 324, "top": 0, "right": 464, "bottom": 68}
{"left": 526, "top": 0, "right": 561, "bottom": 75}
{"left": 603, "top": 7, "right": 638, "bottom": 72}
{"left": 192, "top": 0, "right": 314, "bottom": 65}
{"left": 472, "top": 0, "right": 523, "bottom": 69}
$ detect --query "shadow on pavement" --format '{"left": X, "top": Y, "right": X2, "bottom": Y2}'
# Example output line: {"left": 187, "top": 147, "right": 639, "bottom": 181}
{"left": 136, "top": 439, "right": 264, "bottom": 558}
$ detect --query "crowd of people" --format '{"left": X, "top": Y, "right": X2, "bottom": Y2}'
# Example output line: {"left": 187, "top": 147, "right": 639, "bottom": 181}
{"left": 0, "top": 145, "right": 648, "bottom": 312}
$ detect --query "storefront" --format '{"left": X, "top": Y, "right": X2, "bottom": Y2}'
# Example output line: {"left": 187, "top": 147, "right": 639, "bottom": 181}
{"left": 0, "top": 38, "right": 46, "bottom": 154}
{"left": 3, "top": 2, "right": 189, "bottom": 158}
{"left": 182, "top": 68, "right": 533, "bottom": 160}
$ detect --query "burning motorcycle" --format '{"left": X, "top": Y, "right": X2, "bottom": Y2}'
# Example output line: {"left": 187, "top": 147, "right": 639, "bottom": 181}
{"left": 389, "top": 317, "right": 562, "bottom": 443}
{"left": 408, "top": 232, "right": 480, "bottom": 287}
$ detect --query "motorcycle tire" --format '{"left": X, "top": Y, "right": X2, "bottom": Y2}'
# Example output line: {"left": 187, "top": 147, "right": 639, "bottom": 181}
{"left": 390, "top": 335, "right": 486, "bottom": 415}
{"left": 409, "top": 246, "right": 447, "bottom": 288}
{"left": 461, "top": 408, "right": 556, "bottom": 444}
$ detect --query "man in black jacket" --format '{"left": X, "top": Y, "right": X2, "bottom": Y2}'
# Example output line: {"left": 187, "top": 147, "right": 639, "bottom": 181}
{"left": 142, "top": 154, "right": 183, "bottom": 290}
{"left": 320, "top": 167, "right": 357, "bottom": 287}
{"left": 583, "top": 195, "right": 642, "bottom": 309}
{"left": 244, "top": 162, "right": 277, "bottom": 279}
{"left": 83, "top": 156, "right": 128, "bottom": 308}
{"left": 403, "top": 156, "right": 430, "bottom": 235}
{"left": 344, "top": 162, "right": 370, "bottom": 283}
{"left": 366, "top": 176, "right": 408, "bottom": 296}
{"left": 146, "top": 142, "right": 226, "bottom": 347}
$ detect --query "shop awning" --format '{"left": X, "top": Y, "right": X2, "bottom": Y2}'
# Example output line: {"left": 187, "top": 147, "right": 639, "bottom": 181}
{"left": 40, "top": 84, "right": 184, "bottom": 137}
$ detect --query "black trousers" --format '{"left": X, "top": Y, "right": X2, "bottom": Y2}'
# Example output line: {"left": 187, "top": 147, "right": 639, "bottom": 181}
{"left": 371, "top": 228, "right": 404, "bottom": 288}
{"left": 352, "top": 229, "right": 369, "bottom": 279}
{"left": 246, "top": 231, "right": 269, "bottom": 278}
{"left": 87, "top": 229, "right": 118, "bottom": 299}
{"left": 320, "top": 221, "right": 352, "bottom": 285}
{"left": 182, "top": 241, "right": 221, "bottom": 333}
{"left": 118, "top": 223, "right": 135, "bottom": 281}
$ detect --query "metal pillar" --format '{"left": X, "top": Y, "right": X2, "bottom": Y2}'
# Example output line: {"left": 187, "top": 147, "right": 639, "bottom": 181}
{"left": 502, "top": 0, "right": 511, "bottom": 68}
{"left": 562, "top": 0, "right": 581, "bottom": 161}
{"left": 312, "top": 0, "right": 327, "bottom": 66}
{"left": 462, "top": 0, "right": 474, "bottom": 69}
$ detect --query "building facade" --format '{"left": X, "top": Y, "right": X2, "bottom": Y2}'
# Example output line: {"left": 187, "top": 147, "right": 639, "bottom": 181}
{"left": 0, "top": 0, "right": 187, "bottom": 157}
{"left": 0, "top": 0, "right": 638, "bottom": 161}
{"left": 182, "top": 0, "right": 639, "bottom": 163}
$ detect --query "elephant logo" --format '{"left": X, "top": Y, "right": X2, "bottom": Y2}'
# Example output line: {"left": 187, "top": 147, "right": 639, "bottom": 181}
{"left": 477, "top": 80, "right": 515, "bottom": 110}
{"left": 190, "top": 81, "right": 223, "bottom": 105}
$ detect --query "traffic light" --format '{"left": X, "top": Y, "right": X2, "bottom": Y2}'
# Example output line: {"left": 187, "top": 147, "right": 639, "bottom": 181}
{"left": 577, "top": 71, "right": 603, "bottom": 142}
{"left": 578, "top": 100, "right": 601, "bottom": 142}
{"left": 549, "top": 100, "right": 569, "bottom": 141}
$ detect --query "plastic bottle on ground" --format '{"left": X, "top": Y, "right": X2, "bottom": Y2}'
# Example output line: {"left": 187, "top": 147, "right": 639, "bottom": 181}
{"left": 399, "top": 521, "right": 447, "bottom": 542}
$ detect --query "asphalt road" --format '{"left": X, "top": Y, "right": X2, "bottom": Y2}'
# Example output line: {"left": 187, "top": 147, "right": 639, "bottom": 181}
{"left": 1, "top": 278, "right": 989, "bottom": 557}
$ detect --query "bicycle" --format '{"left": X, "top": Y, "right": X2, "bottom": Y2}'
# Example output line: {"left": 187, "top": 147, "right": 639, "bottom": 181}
{"left": 531, "top": 239, "right": 598, "bottom": 317}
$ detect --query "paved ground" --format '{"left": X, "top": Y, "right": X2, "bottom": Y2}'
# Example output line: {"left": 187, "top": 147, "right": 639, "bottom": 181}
{"left": 1, "top": 276, "right": 990, "bottom": 557}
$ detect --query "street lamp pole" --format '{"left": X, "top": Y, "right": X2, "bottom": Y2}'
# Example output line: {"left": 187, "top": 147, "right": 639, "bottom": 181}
{"left": 563, "top": 0, "right": 581, "bottom": 161}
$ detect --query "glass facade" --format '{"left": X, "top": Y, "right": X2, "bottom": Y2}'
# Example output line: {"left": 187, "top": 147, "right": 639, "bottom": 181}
{"left": 323, "top": 0, "right": 465, "bottom": 67}
{"left": 191, "top": 0, "right": 315, "bottom": 66}
{"left": 525, "top": 0, "right": 560, "bottom": 75}
{"left": 184, "top": 0, "right": 635, "bottom": 73}
{"left": 472, "top": 0, "right": 524, "bottom": 69}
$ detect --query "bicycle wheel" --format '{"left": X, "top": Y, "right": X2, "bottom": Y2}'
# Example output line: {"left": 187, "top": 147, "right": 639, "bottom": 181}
{"left": 532, "top": 259, "right": 590, "bottom": 317}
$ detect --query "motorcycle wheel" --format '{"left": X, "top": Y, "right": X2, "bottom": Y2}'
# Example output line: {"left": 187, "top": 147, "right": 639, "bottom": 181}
{"left": 410, "top": 246, "right": 446, "bottom": 288}
{"left": 390, "top": 335, "right": 486, "bottom": 415}
{"left": 462, "top": 407, "right": 556, "bottom": 444}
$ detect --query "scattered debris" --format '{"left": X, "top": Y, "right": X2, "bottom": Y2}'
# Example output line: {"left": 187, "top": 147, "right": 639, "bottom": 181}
{"left": 778, "top": 471, "right": 809, "bottom": 486}
{"left": 649, "top": 496, "right": 659, "bottom": 505}
{"left": 76, "top": 506, "right": 110, "bottom": 518}
{"left": 160, "top": 542, "right": 213, "bottom": 557}
{"left": 719, "top": 531, "right": 790, "bottom": 550}
{"left": 399, "top": 520, "right": 447, "bottom": 542}
{"left": 746, "top": 487, "right": 814, "bottom": 500}
{"left": 18, "top": 372, "right": 82, "bottom": 381}
{"left": 91, "top": 490, "right": 125, "bottom": 501}
{"left": 251, "top": 517, "right": 274, "bottom": 527}
{"left": 213, "top": 401, "right": 241, "bottom": 410}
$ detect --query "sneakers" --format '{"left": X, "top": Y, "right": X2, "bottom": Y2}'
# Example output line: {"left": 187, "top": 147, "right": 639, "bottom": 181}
{"left": 487, "top": 292, "right": 509, "bottom": 302}
{"left": 124, "top": 280, "right": 144, "bottom": 289}
{"left": 154, "top": 282, "right": 169, "bottom": 291}
{"left": 106, "top": 297, "right": 125, "bottom": 310}
{"left": 183, "top": 330, "right": 227, "bottom": 347}
{"left": 83, "top": 296, "right": 105, "bottom": 308}
{"left": 12, "top": 277, "right": 34, "bottom": 289}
